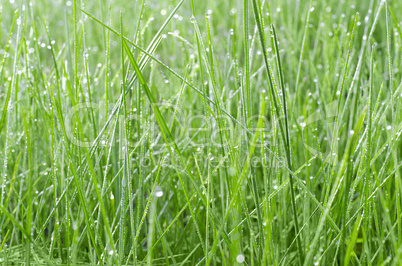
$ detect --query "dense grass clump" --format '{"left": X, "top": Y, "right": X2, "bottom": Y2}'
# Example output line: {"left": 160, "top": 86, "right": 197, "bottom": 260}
{"left": 1, "top": 0, "right": 402, "bottom": 264}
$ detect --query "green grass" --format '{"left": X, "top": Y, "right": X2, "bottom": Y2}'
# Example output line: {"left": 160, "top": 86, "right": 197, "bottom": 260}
{"left": 1, "top": 0, "right": 402, "bottom": 265}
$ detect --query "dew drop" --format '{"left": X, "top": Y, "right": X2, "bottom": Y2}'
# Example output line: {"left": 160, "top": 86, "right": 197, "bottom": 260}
{"left": 154, "top": 186, "right": 163, "bottom": 198}
{"left": 236, "top": 254, "right": 245, "bottom": 263}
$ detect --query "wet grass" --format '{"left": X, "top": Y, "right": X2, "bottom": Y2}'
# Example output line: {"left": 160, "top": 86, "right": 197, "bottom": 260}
{"left": 1, "top": 0, "right": 402, "bottom": 265}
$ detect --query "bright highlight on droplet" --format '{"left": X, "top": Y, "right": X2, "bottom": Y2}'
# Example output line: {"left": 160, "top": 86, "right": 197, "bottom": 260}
{"left": 155, "top": 186, "right": 163, "bottom": 198}
{"left": 236, "top": 254, "right": 245, "bottom": 263}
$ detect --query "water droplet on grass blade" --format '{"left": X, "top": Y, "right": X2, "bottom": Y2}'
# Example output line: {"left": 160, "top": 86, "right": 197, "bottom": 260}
{"left": 236, "top": 254, "right": 245, "bottom": 263}
{"left": 155, "top": 186, "right": 163, "bottom": 198}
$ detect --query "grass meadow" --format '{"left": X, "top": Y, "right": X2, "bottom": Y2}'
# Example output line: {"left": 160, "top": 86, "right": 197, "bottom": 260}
{"left": 1, "top": 0, "right": 402, "bottom": 265}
